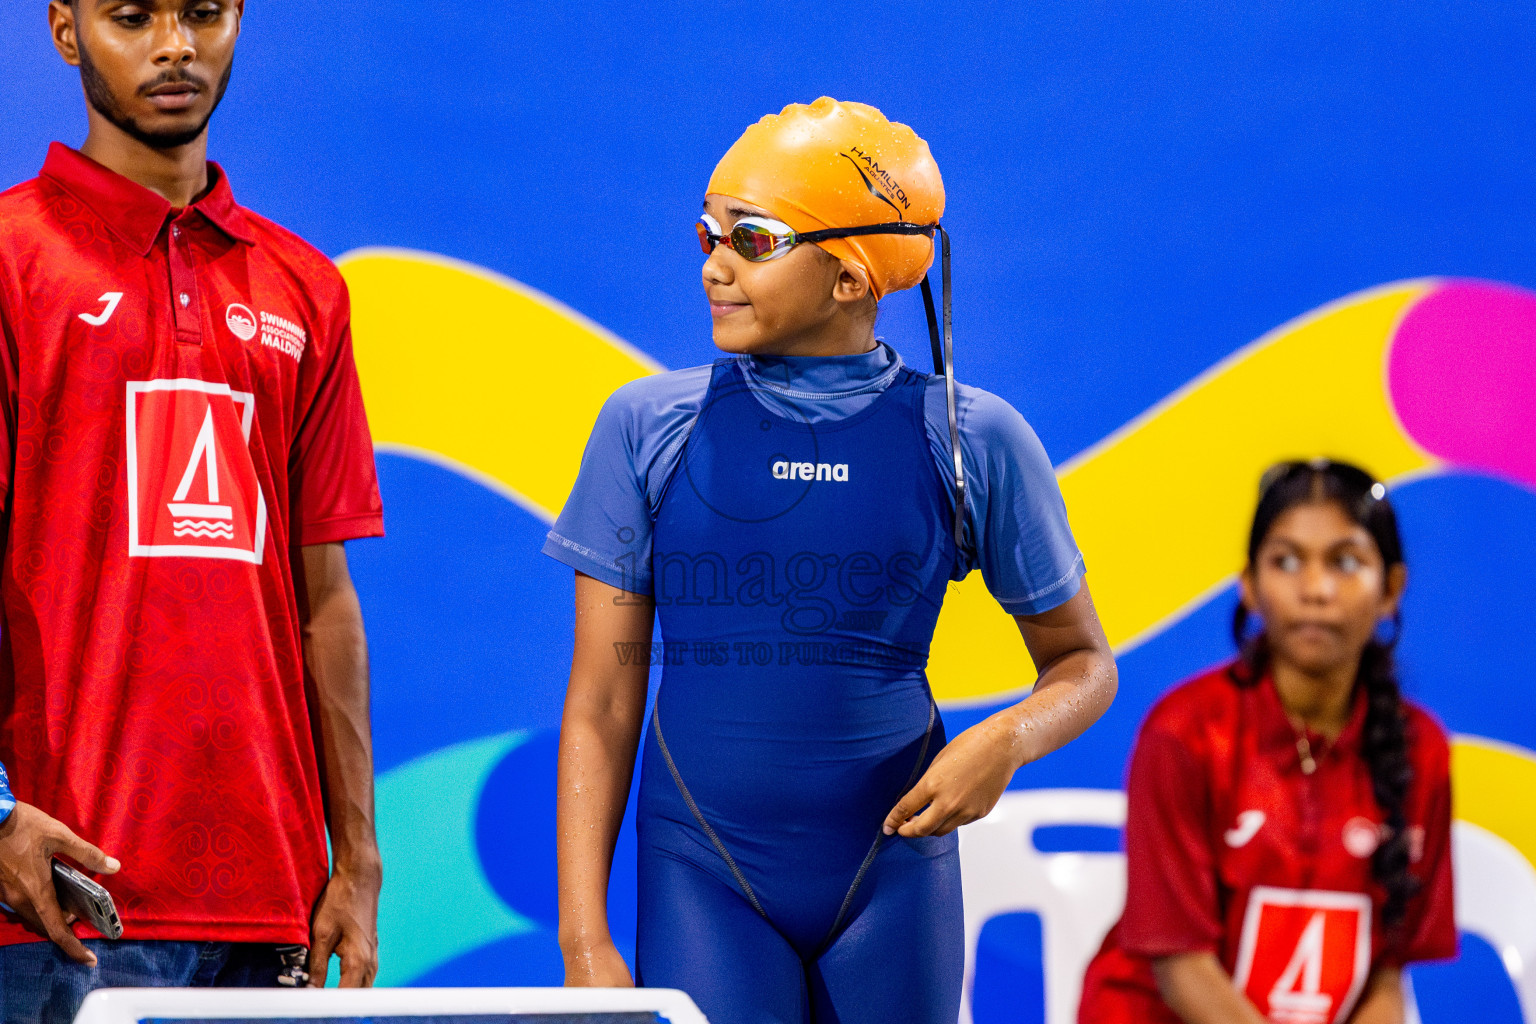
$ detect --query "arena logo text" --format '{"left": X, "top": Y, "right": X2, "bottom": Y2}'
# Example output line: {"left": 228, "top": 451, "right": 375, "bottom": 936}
{"left": 772, "top": 460, "right": 849, "bottom": 482}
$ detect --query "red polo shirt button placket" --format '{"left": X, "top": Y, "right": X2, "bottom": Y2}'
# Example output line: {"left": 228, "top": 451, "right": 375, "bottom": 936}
{"left": 168, "top": 213, "right": 203, "bottom": 346}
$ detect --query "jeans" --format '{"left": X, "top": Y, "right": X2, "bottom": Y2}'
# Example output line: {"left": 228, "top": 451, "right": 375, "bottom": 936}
{"left": 0, "top": 939, "right": 283, "bottom": 1024}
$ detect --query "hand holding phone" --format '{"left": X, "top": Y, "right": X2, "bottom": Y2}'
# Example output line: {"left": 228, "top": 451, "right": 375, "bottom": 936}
{"left": 52, "top": 859, "right": 122, "bottom": 940}
{"left": 0, "top": 802, "right": 120, "bottom": 964}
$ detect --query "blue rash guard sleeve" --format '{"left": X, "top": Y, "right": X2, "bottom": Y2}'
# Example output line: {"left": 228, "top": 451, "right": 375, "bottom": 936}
{"left": 541, "top": 366, "right": 712, "bottom": 594}
{"left": 0, "top": 762, "right": 14, "bottom": 825}
{"left": 543, "top": 346, "right": 1085, "bottom": 617}
{"left": 924, "top": 382, "right": 1086, "bottom": 616}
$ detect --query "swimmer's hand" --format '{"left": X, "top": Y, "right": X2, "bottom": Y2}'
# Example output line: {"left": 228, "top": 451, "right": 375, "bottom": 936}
{"left": 562, "top": 937, "right": 635, "bottom": 987}
{"left": 882, "top": 717, "right": 1018, "bottom": 838}
{"left": 885, "top": 584, "right": 1118, "bottom": 838}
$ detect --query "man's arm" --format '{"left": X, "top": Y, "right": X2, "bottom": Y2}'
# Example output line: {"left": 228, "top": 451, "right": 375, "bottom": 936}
{"left": 0, "top": 801, "right": 119, "bottom": 965}
{"left": 883, "top": 580, "right": 1117, "bottom": 836}
{"left": 301, "top": 541, "right": 380, "bottom": 988}
{"left": 0, "top": 260, "right": 119, "bottom": 965}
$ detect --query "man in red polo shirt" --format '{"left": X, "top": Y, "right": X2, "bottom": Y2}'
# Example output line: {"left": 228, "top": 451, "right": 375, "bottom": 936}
{"left": 0, "top": 1, "right": 384, "bottom": 1014}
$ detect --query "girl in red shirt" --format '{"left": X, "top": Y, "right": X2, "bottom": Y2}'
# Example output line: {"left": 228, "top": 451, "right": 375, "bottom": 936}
{"left": 1079, "top": 459, "right": 1457, "bottom": 1024}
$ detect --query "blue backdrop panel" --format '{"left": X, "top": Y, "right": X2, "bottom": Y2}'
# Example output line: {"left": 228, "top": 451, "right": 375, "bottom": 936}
{"left": 3, "top": 3, "right": 1534, "bottom": 1019}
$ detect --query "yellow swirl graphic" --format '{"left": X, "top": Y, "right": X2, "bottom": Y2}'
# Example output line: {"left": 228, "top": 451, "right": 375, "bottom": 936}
{"left": 343, "top": 254, "right": 1535, "bottom": 886}
{"left": 926, "top": 282, "right": 1436, "bottom": 704}
{"left": 340, "top": 248, "right": 661, "bottom": 519}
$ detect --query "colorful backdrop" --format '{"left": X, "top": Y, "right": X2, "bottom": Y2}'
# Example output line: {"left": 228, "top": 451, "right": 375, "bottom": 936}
{"left": 3, "top": 3, "right": 1534, "bottom": 1020}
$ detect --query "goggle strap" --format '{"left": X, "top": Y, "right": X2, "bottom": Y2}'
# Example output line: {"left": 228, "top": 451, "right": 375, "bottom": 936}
{"left": 796, "top": 222, "right": 935, "bottom": 244}
{"left": 920, "top": 277, "right": 943, "bottom": 385}
{"left": 920, "top": 225, "right": 965, "bottom": 553}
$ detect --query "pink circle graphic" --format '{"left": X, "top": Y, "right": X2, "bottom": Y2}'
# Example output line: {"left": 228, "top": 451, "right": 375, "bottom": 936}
{"left": 1388, "top": 280, "right": 1536, "bottom": 491}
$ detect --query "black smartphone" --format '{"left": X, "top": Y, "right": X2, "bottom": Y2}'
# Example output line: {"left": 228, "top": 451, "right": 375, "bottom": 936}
{"left": 52, "top": 859, "right": 122, "bottom": 940}
{"left": 275, "top": 943, "right": 311, "bottom": 987}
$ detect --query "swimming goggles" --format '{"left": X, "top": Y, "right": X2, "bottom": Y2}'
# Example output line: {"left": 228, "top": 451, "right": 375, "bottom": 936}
{"left": 697, "top": 212, "right": 933, "bottom": 262}
{"left": 696, "top": 212, "right": 967, "bottom": 551}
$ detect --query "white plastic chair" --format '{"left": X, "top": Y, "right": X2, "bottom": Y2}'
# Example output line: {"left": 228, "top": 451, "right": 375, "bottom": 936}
{"left": 1452, "top": 820, "right": 1536, "bottom": 1020}
{"left": 959, "top": 789, "right": 1127, "bottom": 1024}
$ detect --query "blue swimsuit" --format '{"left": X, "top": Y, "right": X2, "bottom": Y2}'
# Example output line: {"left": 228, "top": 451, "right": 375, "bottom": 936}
{"left": 546, "top": 344, "right": 1083, "bottom": 1024}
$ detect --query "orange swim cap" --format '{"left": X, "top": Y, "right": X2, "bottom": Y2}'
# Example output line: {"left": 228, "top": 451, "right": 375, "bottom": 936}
{"left": 707, "top": 97, "right": 945, "bottom": 300}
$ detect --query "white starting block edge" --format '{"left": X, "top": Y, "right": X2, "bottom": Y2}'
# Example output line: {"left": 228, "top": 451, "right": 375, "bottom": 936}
{"left": 72, "top": 987, "right": 709, "bottom": 1024}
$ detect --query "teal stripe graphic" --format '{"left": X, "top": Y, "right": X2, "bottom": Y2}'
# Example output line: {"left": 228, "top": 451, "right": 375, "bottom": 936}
{"left": 374, "top": 730, "right": 536, "bottom": 985}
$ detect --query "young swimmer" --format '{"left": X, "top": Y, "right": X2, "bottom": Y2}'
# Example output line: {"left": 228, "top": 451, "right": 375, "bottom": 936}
{"left": 545, "top": 98, "right": 1118, "bottom": 1023}
{"left": 1078, "top": 460, "right": 1456, "bottom": 1024}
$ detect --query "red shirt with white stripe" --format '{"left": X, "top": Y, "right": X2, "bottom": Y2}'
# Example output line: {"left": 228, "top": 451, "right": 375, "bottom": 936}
{"left": 0, "top": 144, "right": 383, "bottom": 945}
{"left": 1079, "top": 662, "right": 1456, "bottom": 1024}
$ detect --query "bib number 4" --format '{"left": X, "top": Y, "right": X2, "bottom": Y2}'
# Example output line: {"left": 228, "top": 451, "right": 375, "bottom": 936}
{"left": 1232, "top": 887, "right": 1372, "bottom": 1024}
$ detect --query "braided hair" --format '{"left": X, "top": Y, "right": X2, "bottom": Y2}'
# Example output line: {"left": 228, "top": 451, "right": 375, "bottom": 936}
{"left": 1230, "top": 459, "right": 1418, "bottom": 926}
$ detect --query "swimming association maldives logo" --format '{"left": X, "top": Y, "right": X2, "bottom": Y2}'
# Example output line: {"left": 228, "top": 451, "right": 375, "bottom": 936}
{"left": 259, "top": 310, "right": 307, "bottom": 362}
{"left": 224, "top": 302, "right": 258, "bottom": 341}
{"left": 225, "top": 302, "right": 308, "bottom": 362}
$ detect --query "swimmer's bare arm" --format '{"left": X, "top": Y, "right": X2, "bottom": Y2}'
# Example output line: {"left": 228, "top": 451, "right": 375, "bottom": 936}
{"left": 883, "top": 579, "right": 1117, "bottom": 838}
{"left": 557, "top": 571, "right": 653, "bottom": 987}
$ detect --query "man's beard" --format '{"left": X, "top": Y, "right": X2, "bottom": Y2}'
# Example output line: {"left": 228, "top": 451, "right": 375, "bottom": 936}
{"left": 78, "top": 37, "right": 233, "bottom": 151}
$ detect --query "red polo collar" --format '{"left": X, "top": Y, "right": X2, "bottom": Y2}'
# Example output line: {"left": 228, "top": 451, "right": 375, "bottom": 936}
{"left": 1251, "top": 667, "right": 1369, "bottom": 762}
{"left": 39, "top": 141, "right": 255, "bottom": 257}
